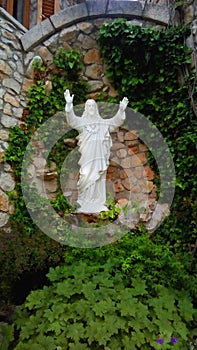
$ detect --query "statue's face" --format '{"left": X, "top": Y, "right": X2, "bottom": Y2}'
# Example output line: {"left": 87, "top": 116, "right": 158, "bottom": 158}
{"left": 85, "top": 99, "right": 97, "bottom": 116}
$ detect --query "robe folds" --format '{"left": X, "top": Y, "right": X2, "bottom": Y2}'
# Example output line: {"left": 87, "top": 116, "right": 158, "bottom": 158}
{"left": 66, "top": 107, "right": 125, "bottom": 213}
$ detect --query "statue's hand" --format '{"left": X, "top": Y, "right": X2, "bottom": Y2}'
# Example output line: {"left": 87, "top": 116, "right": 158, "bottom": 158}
{"left": 119, "top": 97, "right": 129, "bottom": 111}
{"left": 64, "top": 89, "right": 74, "bottom": 104}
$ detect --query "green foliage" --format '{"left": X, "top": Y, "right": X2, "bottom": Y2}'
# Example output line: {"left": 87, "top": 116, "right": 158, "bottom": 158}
{"left": 0, "top": 323, "right": 14, "bottom": 350}
{"left": 6, "top": 253, "right": 196, "bottom": 349}
{"left": 53, "top": 48, "right": 83, "bottom": 79}
{"left": 99, "top": 193, "right": 121, "bottom": 220}
{"left": 97, "top": 19, "right": 197, "bottom": 248}
{"left": 1, "top": 48, "right": 89, "bottom": 304}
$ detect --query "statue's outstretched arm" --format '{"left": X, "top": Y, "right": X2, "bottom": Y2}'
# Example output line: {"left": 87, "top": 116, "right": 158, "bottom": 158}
{"left": 64, "top": 89, "right": 81, "bottom": 129}
{"left": 109, "top": 97, "right": 129, "bottom": 132}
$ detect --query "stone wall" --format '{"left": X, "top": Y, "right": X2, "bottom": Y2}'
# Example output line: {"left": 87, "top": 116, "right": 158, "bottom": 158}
{"left": 0, "top": 9, "right": 27, "bottom": 227}
{"left": 0, "top": 0, "right": 197, "bottom": 229}
{"left": 64, "top": 128, "right": 156, "bottom": 218}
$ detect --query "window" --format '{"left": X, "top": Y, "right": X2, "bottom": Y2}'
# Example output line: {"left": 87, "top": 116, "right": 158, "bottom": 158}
{"left": 0, "top": 0, "right": 60, "bottom": 28}
{"left": 2, "top": 0, "right": 30, "bottom": 28}
{"left": 37, "top": 0, "right": 59, "bottom": 22}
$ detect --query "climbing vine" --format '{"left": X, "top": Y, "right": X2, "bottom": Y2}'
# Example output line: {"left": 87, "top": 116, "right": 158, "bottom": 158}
{"left": 97, "top": 19, "right": 197, "bottom": 249}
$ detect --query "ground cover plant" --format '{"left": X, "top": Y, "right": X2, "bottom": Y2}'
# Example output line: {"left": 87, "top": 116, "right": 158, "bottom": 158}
{"left": 3, "top": 233, "right": 197, "bottom": 349}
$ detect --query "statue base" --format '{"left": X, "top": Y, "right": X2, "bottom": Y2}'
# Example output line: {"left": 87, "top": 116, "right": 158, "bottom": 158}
{"left": 76, "top": 202, "right": 108, "bottom": 214}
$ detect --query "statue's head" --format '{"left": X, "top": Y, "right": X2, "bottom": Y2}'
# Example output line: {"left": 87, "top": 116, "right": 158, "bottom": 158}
{"left": 84, "top": 99, "right": 98, "bottom": 116}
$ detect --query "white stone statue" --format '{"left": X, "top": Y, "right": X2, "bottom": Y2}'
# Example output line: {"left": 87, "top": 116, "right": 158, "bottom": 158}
{"left": 64, "top": 89, "right": 129, "bottom": 213}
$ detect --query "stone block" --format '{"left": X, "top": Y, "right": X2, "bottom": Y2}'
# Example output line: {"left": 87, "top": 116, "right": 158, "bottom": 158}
{"left": 1, "top": 115, "right": 18, "bottom": 128}
{"left": 107, "top": 0, "right": 142, "bottom": 16}
{"left": 0, "top": 189, "right": 9, "bottom": 212}
{"left": 0, "top": 212, "right": 9, "bottom": 227}
{"left": 38, "top": 47, "right": 54, "bottom": 65}
{"left": 121, "top": 157, "right": 133, "bottom": 169}
{"left": 124, "top": 131, "right": 138, "bottom": 141}
{"left": 143, "top": 166, "right": 155, "bottom": 180}
{"left": 120, "top": 169, "right": 132, "bottom": 179}
{"left": 4, "top": 93, "right": 19, "bottom": 107}
{"left": 122, "top": 177, "right": 134, "bottom": 191}
{"left": 85, "top": 64, "right": 102, "bottom": 79}
{"left": 139, "top": 180, "right": 154, "bottom": 194}
{"left": 21, "top": 19, "right": 55, "bottom": 51}
{"left": 77, "top": 22, "right": 93, "bottom": 34}
{"left": 45, "top": 178, "right": 58, "bottom": 193}
{"left": 0, "top": 152, "right": 5, "bottom": 163}
{"left": 60, "top": 25, "right": 78, "bottom": 43}
{"left": 78, "top": 34, "right": 97, "bottom": 49}
{"left": 111, "top": 142, "right": 124, "bottom": 151}
{"left": 86, "top": 0, "right": 109, "bottom": 16}
{"left": 88, "top": 80, "right": 104, "bottom": 92}
{"left": 0, "top": 61, "right": 12, "bottom": 76}
{"left": 51, "top": 3, "right": 88, "bottom": 31}
{"left": 131, "top": 153, "right": 147, "bottom": 167}
{"left": 22, "top": 78, "right": 34, "bottom": 92}
{"left": 0, "top": 172, "right": 15, "bottom": 191}
{"left": 3, "top": 78, "right": 21, "bottom": 94}
{"left": 44, "top": 33, "right": 59, "bottom": 53}
{"left": 84, "top": 49, "right": 101, "bottom": 64}
{"left": 128, "top": 146, "right": 138, "bottom": 155}
{"left": 142, "top": 3, "right": 169, "bottom": 25}
{"left": 0, "top": 130, "right": 9, "bottom": 141}
{"left": 113, "top": 179, "right": 124, "bottom": 192}
{"left": 116, "top": 148, "right": 127, "bottom": 158}
{"left": 117, "top": 131, "right": 124, "bottom": 142}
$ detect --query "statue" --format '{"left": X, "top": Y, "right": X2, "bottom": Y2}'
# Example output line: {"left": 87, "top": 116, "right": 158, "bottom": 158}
{"left": 64, "top": 89, "right": 129, "bottom": 213}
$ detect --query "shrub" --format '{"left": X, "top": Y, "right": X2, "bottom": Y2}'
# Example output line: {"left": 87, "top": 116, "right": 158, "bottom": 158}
{"left": 5, "top": 253, "right": 196, "bottom": 350}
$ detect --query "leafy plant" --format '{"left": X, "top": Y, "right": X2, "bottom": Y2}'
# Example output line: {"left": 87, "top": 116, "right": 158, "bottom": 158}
{"left": 5, "top": 256, "right": 196, "bottom": 349}
{"left": 97, "top": 19, "right": 197, "bottom": 249}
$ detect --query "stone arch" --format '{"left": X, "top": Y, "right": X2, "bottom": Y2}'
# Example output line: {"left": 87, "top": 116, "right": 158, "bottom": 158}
{"left": 20, "top": 0, "right": 169, "bottom": 51}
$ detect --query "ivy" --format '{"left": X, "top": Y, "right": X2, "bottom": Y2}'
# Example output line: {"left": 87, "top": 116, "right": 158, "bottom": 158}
{"left": 97, "top": 19, "right": 197, "bottom": 248}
